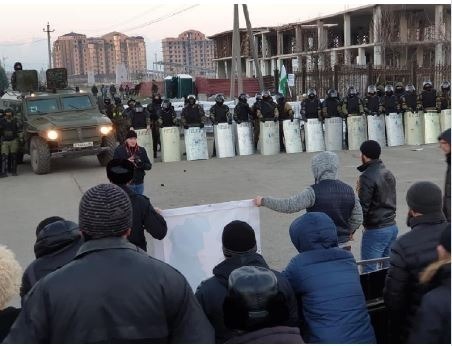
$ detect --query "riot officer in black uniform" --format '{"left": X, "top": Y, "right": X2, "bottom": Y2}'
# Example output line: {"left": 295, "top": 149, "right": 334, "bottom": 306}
{"left": 363, "top": 85, "right": 382, "bottom": 115}
{"left": 112, "top": 97, "right": 127, "bottom": 143}
{"left": 209, "top": 94, "right": 232, "bottom": 157}
{"left": 251, "top": 93, "right": 263, "bottom": 149}
{"left": 394, "top": 82, "right": 405, "bottom": 108}
{"left": 0, "top": 108, "right": 21, "bottom": 177}
{"left": 438, "top": 81, "right": 451, "bottom": 111}
{"left": 417, "top": 80, "right": 438, "bottom": 112}
{"left": 180, "top": 95, "right": 206, "bottom": 128}
{"left": 342, "top": 86, "right": 364, "bottom": 117}
{"left": 401, "top": 84, "right": 418, "bottom": 113}
{"left": 233, "top": 93, "right": 252, "bottom": 124}
{"left": 257, "top": 91, "right": 279, "bottom": 122}
{"left": 376, "top": 84, "right": 385, "bottom": 103}
{"left": 147, "top": 93, "right": 163, "bottom": 158}
{"left": 301, "top": 88, "right": 321, "bottom": 121}
{"left": 10, "top": 62, "right": 23, "bottom": 91}
{"left": 157, "top": 99, "right": 178, "bottom": 128}
{"left": 276, "top": 93, "right": 294, "bottom": 152}
{"left": 322, "top": 88, "right": 343, "bottom": 118}
{"left": 102, "top": 97, "right": 115, "bottom": 119}
{"left": 128, "top": 102, "right": 151, "bottom": 131}
{"left": 381, "top": 85, "right": 400, "bottom": 115}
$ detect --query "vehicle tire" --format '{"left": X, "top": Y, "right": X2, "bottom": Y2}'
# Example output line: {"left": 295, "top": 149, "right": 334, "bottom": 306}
{"left": 30, "top": 136, "right": 51, "bottom": 174}
{"left": 97, "top": 135, "right": 117, "bottom": 166}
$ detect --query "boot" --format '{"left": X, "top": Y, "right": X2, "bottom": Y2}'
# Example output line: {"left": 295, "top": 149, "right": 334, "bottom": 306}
{"left": 10, "top": 154, "right": 17, "bottom": 176}
{"left": 0, "top": 155, "right": 8, "bottom": 178}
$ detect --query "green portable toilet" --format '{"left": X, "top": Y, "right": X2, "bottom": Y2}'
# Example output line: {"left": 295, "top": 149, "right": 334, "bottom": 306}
{"left": 177, "top": 74, "right": 193, "bottom": 98}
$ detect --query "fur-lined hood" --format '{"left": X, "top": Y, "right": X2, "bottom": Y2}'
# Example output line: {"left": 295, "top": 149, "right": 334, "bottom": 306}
{"left": 0, "top": 245, "right": 22, "bottom": 309}
{"left": 420, "top": 258, "right": 451, "bottom": 284}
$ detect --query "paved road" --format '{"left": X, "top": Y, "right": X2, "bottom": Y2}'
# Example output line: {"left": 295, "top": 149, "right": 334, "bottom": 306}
{"left": 0, "top": 143, "right": 447, "bottom": 305}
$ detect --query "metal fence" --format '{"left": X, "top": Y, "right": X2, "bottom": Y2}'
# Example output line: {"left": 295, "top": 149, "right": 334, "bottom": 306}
{"left": 295, "top": 63, "right": 451, "bottom": 99}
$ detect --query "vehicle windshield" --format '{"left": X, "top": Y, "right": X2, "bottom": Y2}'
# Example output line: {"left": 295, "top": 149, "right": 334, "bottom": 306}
{"left": 62, "top": 95, "right": 93, "bottom": 110}
{"left": 26, "top": 98, "right": 59, "bottom": 114}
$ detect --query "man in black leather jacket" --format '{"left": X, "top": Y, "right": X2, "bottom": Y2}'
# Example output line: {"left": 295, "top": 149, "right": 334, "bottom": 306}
{"left": 356, "top": 140, "right": 398, "bottom": 272}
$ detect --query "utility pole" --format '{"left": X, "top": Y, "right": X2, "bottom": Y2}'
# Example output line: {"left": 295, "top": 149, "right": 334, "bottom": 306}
{"left": 243, "top": 5, "right": 264, "bottom": 91}
{"left": 230, "top": 4, "right": 243, "bottom": 98}
{"left": 43, "top": 22, "right": 55, "bottom": 69}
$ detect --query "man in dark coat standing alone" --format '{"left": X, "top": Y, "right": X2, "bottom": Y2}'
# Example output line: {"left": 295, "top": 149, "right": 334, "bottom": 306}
{"left": 106, "top": 159, "right": 167, "bottom": 251}
{"left": 5, "top": 184, "right": 214, "bottom": 343}
{"left": 438, "top": 128, "right": 451, "bottom": 222}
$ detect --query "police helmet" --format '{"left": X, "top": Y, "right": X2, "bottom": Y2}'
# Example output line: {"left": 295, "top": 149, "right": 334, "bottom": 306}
{"left": 327, "top": 88, "right": 338, "bottom": 98}
{"left": 307, "top": 88, "right": 316, "bottom": 98}
{"left": 405, "top": 84, "right": 415, "bottom": 93}
{"left": 262, "top": 90, "right": 271, "bottom": 99}
{"left": 255, "top": 92, "right": 262, "bottom": 101}
{"left": 395, "top": 82, "right": 404, "bottom": 91}
{"left": 127, "top": 99, "right": 136, "bottom": 107}
{"left": 347, "top": 86, "right": 357, "bottom": 96}
{"left": 153, "top": 93, "right": 162, "bottom": 102}
{"left": 215, "top": 94, "right": 225, "bottom": 104}
{"left": 276, "top": 93, "right": 285, "bottom": 104}
{"left": 114, "top": 97, "right": 122, "bottom": 105}
{"left": 162, "top": 99, "right": 172, "bottom": 110}
{"left": 384, "top": 85, "right": 394, "bottom": 94}
{"left": 104, "top": 97, "right": 111, "bottom": 105}
{"left": 187, "top": 94, "right": 196, "bottom": 104}
{"left": 134, "top": 102, "right": 144, "bottom": 112}
{"left": 441, "top": 81, "right": 450, "bottom": 91}
{"left": 367, "top": 85, "right": 377, "bottom": 94}
{"left": 238, "top": 93, "right": 247, "bottom": 102}
{"left": 423, "top": 80, "right": 432, "bottom": 90}
{"left": 13, "top": 62, "right": 22, "bottom": 71}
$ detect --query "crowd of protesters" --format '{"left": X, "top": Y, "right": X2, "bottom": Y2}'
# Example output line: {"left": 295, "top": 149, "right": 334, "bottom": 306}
{"left": 0, "top": 129, "right": 450, "bottom": 343}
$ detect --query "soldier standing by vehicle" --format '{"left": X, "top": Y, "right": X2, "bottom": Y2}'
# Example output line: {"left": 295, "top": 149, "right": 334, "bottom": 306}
{"left": 381, "top": 85, "right": 400, "bottom": 115}
{"left": 180, "top": 95, "right": 206, "bottom": 129}
{"left": 251, "top": 93, "right": 262, "bottom": 149}
{"left": 401, "top": 84, "right": 418, "bottom": 113}
{"left": 10, "top": 62, "right": 22, "bottom": 91}
{"left": 157, "top": 100, "right": 178, "bottom": 128}
{"left": 322, "top": 88, "right": 343, "bottom": 118}
{"left": 128, "top": 102, "right": 151, "bottom": 132}
{"left": 276, "top": 93, "right": 294, "bottom": 152}
{"left": 102, "top": 98, "right": 114, "bottom": 119}
{"left": 209, "top": 94, "right": 232, "bottom": 157}
{"left": 438, "top": 81, "right": 451, "bottom": 111}
{"left": 301, "top": 88, "right": 321, "bottom": 121}
{"left": 363, "top": 85, "right": 383, "bottom": 115}
{"left": 417, "top": 80, "right": 438, "bottom": 112}
{"left": 91, "top": 84, "right": 98, "bottom": 97}
{"left": 233, "top": 93, "right": 252, "bottom": 124}
{"left": 147, "top": 94, "right": 163, "bottom": 159}
{"left": 0, "top": 109, "right": 21, "bottom": 177}
{"left": 112, "top": 97, "right": 127, "bottom": 143}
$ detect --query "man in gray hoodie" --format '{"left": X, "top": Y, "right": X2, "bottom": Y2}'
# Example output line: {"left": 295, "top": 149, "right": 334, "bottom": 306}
{"left": 254, "top": 151, "right": 363, "bottom": 249}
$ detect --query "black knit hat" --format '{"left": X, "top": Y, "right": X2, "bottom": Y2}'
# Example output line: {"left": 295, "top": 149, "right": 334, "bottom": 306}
{"left": 406, "top": 181, "right": 443, "bottom": 214}
{"left": 222, "top": 221, "right": 257, "bottom": 257}
{"left": 439, "top": 224, "right": 451, "bottom": 253}
{"left": 438, "top": 128, "right": 451, "bottom": 145}
{"left": 360, "top": 140, "right": 381, "bottom": 160}
{"left": 79, "top": 184, "right": 132, "bottom": 239}
{"left": 126, "top": 130, "right": 137, "bottom": 139}
{"left": 106, "top": 159, "right": 134, "bottom": 185}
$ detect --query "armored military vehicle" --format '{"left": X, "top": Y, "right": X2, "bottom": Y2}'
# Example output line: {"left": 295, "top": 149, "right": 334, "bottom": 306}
{"left": 0, "top": 68, "right": 116, "bottom": 174}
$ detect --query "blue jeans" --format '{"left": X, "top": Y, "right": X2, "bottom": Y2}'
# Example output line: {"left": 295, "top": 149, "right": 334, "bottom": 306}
{"left": 361, "top": 224, "right": 398, "bottom": 273}
{"left": 129, "top": 184, "right": 144, "bottom": 195}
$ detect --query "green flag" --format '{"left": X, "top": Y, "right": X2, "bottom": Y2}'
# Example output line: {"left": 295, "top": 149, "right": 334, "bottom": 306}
{"left": 278, "top": 64, "right": 287, "bottom": 96}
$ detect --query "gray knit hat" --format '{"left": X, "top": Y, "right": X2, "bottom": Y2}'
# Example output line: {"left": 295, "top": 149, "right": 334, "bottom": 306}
{"left": 79, "top": 184, "right": 132, "bottom": 238}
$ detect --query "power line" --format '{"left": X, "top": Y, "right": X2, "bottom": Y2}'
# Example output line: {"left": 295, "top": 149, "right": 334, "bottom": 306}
{"left": 0, "top": 38, "right": 46, "bottom": 47}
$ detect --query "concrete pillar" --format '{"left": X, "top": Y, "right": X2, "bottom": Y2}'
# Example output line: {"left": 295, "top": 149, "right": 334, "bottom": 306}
{"left": 373, "top": 6, "right": 382, "bottom": 43}
{"left": 295, "top": 26, "right": 303, "bottom": 53}
{"left": 416, "top": 47, "right": 424, "bottom": 67}
{"left": 317, "top": 20, "right": 327, "bottom": 51}
{"left": 271, "top": 59, "right": 276, "bottom": 74}
{"left": 344, "top": 14, "right": 351, "bottom": 47}
{"left": 245, "top": 59, "right": 251, "bottom": 78}
{"left": 344, "top": 50, "right": 352, "bottom": 65}
{"left": 400, "top": 11, "right": 408, "bottom": 42}
{"left": 224, "top": 60, "right": 229, "bottom": 79}
{"left": 357, "top": 47, "right": 366, "bottom": 65}
{"left": 435, "top": 5, "right": 445, "bottom": 65}
{"left": 330, "top": 51, "right": 338, "bottom": 66}
{"left": 277, "top": 31, "right": 283, "bottom": 55}
{"left": 262, "top": 33, "right": 268, "bottom": 58}
{"left": 374, "top": 46, "right": 382, "bottom": 66}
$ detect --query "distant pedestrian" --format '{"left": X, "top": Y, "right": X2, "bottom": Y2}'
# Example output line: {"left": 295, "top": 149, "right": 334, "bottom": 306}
{"left": 408, "top": 224, "right": 451, "bottom": 344}
{"left": 195, "top": 220, "right": 298, "bottom": 343}
{"left": 109, "top": 84, "right": 116, "bottom": 99}
{"left": 384, "top": 181, "right": 448, "bottom": 343}
{"left": 357, "top": 140, "right": 397, "bottom": 272}
{"left": 125, "top": 84, "right": 130, "bottom": 98}
{"left": 107, "top": 159, "right": 167, "bottom": 251}
{"left": 283, "top": 212, "right": 375, "bottom": 343}
{"left": 0, "top": 245, "right": 22, "bottom": 342}
{"left": 254, "top": 151, "right": 363, "bottom": 250}
{"left": 20, "top": 216, "right": 82, "bottom": 300}
{"left": 5, "top": 184, "right": 215, "bottom": 343}
{"left": 223, "top": 266, "right": 304, "bottom": 344}
{"left": 438, "top": 128, "right": 451, "bottom": 222}
{"left": 119, "top": 84, "right": 124, "bottom": 100}
{"left": 113, "top": 130, "right": 152, "bottom": 195}
{"left": 91, "top": 84, "right": 98, "bottom": 97}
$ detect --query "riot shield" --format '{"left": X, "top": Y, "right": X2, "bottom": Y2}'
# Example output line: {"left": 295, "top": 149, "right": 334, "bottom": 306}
{"left": 324, "top": 117, "right": 343, "bottom": 151}
{"left": 440, "top": 109, "right": 451, "bottom": 132}
{"left": 283, "top": 119, "right": 303, "bottom": 153}
{"left": 367, "top": 115, "right": 386, "bottom": 148}
{"left": 235, "top": 122, "right": 254, "bottom": 156}
{"left": 385, "top": 113, "right": 404, "bottom": 147}
{"left": 304, "top": 118, "right": 325, "bottom": 152}
{"left": 259, "top": 121, "right": 280, "bottom": 155}
{"left": 160, "top": 127, "right": 181, "bottom": 162}
{"left": 424, "top": 112, "right": 441, "bottom": 144}
{"left": 214, "top": 123, "right": 235, "bottom": 158}
{"left": 135, "top": 129, "right": 154, "bottom": 163}
{"left": 347, "top": 115, "right": 367, "bottom": 150}
{"left": 184, "top": 127, "right": 209, "bottom": 160}
{"left": 404, "top": 111, "right": 424, "bottom": 145}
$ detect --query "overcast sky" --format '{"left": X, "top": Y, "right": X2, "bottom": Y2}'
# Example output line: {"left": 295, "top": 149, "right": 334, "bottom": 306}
{"left": 0, "top": 0, "right": 445, "bottom": 71}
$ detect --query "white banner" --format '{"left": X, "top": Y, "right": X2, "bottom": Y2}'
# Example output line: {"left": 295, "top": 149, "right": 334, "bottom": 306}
{"left": 155, "top": 200, "right": 261, "bottom": 290}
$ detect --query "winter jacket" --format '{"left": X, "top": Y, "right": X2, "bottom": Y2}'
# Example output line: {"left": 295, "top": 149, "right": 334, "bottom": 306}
{"left": 357, "top": 159, "right": 397, "bottom": 229}
{"left": 195, "top": 252, "right": 299, "bottom": 343}
{"left": 225, "top": 326, "right": 304, "bottom": 344}
{"left": 119, "top": 185, "right": 167, "bottom": 251}
{"left": 408, "top": 261, "right": 451, "bottom": 344}
{"left": 20, "top": 220, "right": 82, "bottom": 300}
{"left": 444, "top": 154, "right": 451, "bottom": 222}
{"left": 5, "top": 237, "right": 214, "bottom": 343}
{"left": 113, "top": 144, "right": 152, "bottom": 185}
{"left": 283, "top": 212, "right": 376, "bottom": 344}
{"left": 0, "top": 307, "right": 20, "bottom": 342}
{"left": 262, "top": 151, "right": 363, "bottom": 244}
{"left": 383, "top": 212, "right": 448, "bottom": 343}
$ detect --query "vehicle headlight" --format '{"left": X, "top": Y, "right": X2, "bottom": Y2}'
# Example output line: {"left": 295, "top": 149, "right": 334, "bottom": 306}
{"left": 47, "top": 130, "right": 58, "bottom": 140}
{"left": 100, "top": 126, "right": 113, "bottom": 135}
